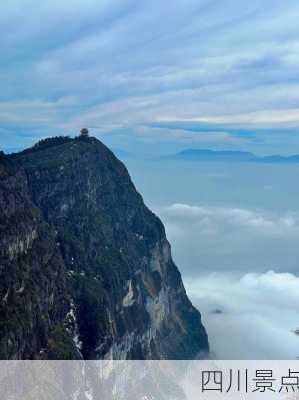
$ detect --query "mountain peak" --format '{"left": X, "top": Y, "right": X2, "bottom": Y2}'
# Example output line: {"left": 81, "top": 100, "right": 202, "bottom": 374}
{"left": 1, "top": 136, "right": 209, "bottom": 360}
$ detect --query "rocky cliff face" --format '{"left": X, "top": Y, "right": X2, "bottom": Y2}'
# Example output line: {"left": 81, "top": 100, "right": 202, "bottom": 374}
{"left": 0, "top": 153, "right": 71, "bottom": 359}
{"left": 0, "top": 137, "right": 209, "bottom": 359}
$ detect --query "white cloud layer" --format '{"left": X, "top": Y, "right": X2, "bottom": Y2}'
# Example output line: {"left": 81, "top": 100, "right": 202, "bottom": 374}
{"left": 185, "top": 271, "right": 299, "bottom": 359}
{"left": 158, "top": 203, "right": 299, "bottom": 274}
{"left": 153, "top": 202, "right": 299, "bottom": 358}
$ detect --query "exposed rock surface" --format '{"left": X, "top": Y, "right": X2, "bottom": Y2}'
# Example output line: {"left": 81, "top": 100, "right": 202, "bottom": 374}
{"left": 0, "top": 153, "right": 71, "bottom": 359}
{"left": 0, "top": 137, "right": 209, "bottom": 359}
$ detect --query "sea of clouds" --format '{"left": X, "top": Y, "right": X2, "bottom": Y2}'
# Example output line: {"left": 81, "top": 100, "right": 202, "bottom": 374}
{"left": 186, "top": 271, "right": 299, "bottom": 359}
{"left": 160, "top": 203, "right": 299, "bottom": 274}
{"left": 157, "top": 203, "right": 299, "bottom": 359}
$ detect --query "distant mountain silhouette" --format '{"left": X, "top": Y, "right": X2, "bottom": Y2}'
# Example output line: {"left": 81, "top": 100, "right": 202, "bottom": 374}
{"left": 172, "top": 149, "right": 255, "bottom": 161}
{"left": 170, "top": 149, "right": 299, "bottom": 163}
{"left": 259, "top": 154, "right": 299, "bottom": 163}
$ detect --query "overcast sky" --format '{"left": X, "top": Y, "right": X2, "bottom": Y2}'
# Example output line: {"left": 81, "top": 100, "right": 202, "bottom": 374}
{"left": 1, "top": 0, "right": 299, "bottom": 154}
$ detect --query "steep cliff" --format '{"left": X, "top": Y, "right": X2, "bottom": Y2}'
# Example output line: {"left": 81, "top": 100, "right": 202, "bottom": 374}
{"left": 0, "top": 137, "right": 209, "bottom": 359}
{"left": 0, "top": 153, "right": 74, "bottom": 359}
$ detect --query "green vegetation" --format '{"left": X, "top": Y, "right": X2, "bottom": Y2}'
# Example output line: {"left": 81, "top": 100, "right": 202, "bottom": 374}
{"left": 12, "top": 136, "right": 72, "bottom": 157}
{"left": 46, "top": 325, "right": 79, "bottom": 360}
{"left": 34, "top": 136, "right": 72, "bottom": 148}
{"left": 73, "top": 275, "right": 107, "bottom": 358}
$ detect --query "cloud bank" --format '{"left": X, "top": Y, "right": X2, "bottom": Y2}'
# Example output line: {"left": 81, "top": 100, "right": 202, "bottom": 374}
{"left": 185, "top": 271, "right": 299, "bottom": 359}
{"left": 154, "top": 202, "right": 299, "bottom": 358}
{"left": 158, "top": 203, "right": 299, "bottom": 275}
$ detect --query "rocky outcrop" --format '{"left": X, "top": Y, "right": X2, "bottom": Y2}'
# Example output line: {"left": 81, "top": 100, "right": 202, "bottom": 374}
{"left": 0, "top": 137, "right": 209, "bottom": 359}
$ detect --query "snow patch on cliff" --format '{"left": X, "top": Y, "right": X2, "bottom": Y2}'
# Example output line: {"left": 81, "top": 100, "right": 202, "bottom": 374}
{"left": 66, "top": 300, "right": 83, "bottom": 354}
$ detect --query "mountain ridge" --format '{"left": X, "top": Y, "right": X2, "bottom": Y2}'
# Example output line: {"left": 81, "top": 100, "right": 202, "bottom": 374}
{"left": 170, "top": 148, "right": 299, "bottom": 163}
